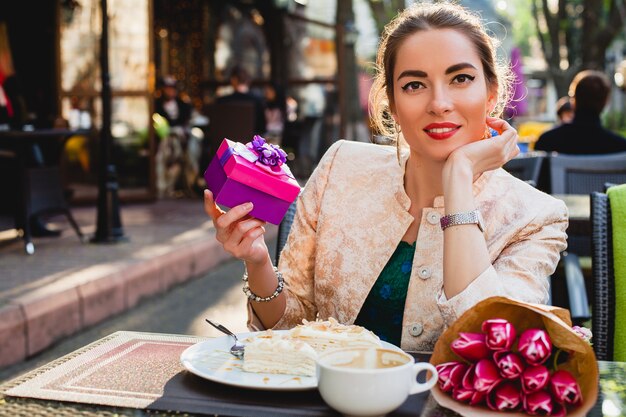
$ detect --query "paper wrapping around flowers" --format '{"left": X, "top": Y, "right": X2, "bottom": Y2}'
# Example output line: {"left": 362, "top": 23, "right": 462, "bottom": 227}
{"left": 430, "top": 296, "right": 598, "bottom": 417}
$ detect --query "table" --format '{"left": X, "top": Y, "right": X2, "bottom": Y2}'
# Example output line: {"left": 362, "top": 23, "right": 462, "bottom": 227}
{"left": 0, "top": 331, "right": 623, "bottom": 417}
{"left": 0, "top": 128, "right": 90, "bottom": 254}
{"left": 553, "top": 194, "right": 590, "bottom": 226}
{"left": 553, "top": 194, "right": 591, "bottom": 257}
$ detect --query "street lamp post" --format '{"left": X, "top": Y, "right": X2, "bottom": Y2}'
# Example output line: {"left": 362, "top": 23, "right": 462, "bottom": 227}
{"left": 336, "top": 0, "right": 361, "bottom": 141}
{"left": 91, "top": 0, "right": 127, "bottom": 244}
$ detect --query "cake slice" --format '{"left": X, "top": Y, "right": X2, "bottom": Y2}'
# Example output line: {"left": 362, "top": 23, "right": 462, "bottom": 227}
{"left": 242, "top": 330, "right": 317, "bottom": 377}
{"left": 288, "top": 317, "right": 382, "bottom": 353}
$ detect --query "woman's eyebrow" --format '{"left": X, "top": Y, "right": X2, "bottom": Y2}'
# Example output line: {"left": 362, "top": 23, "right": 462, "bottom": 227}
{"left": 397, "top": 69, "right": 427, "bottom": 81}
{"left": 445, "top": 63, "right": 477, "bottom": 74}
{"left": 397, "top": 63, "right": 477, "bottom": 81}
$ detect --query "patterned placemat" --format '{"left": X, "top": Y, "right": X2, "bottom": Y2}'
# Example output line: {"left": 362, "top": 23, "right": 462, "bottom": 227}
{"left": 4, "top": 331, "right": 202, "bottom": 409}
{"left": 1, "top": 331, "right": 337, "bottom": 416}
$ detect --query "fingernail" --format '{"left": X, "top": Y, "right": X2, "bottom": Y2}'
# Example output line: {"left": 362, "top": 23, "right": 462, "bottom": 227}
{"left": 244, "top": 202, "right": 253, "bottom": 210}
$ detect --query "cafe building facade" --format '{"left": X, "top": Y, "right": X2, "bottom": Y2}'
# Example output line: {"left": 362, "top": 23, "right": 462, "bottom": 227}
{"left": 1, "top": 0, "right": 341, "bottom": 202}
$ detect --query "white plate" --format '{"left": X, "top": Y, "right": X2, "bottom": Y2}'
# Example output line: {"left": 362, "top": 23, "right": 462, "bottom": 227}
{"left": 180, "top": 330, "right": 402, "bottom": 391}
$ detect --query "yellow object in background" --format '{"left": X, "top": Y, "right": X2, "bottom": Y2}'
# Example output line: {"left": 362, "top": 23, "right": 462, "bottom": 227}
{"left": 517, "top": 121, "right": 553, "bottom": 150}
{"left": 64, "top": 135, "right": 90, "bottom": 172}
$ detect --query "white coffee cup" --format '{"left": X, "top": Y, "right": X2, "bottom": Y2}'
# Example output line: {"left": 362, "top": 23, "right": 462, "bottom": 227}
{"left": 316, "top": 347, "right": 438, "bottom": 417}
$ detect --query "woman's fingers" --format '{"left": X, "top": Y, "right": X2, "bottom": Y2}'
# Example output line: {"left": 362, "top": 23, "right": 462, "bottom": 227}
{"left": 232, "top": 225, "right": 266, "bottom": 257}
{"left": 203, "top": 190, "right": 224, "bottom": 220}
{"left": 203, "top": 190, "right": 268, "bottom": 262}
{"left": 486, "top": 116, "right": 512, "bottom": 133}
{"left": 223, "top": 219, "right": 266, "bottom": 252}
{"left": 215, "top": 201, "right": 255, "bottom": 232}
{"left": 487, "top": 118, "right": 519, "bottom": 155}
{"left": 497, "top": 125, "right": 520, "bottom": 163}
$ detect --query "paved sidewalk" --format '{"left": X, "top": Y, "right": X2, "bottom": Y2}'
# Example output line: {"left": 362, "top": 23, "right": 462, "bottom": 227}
{"left": 0, "top": 198, "right": 277, "bottom": 370}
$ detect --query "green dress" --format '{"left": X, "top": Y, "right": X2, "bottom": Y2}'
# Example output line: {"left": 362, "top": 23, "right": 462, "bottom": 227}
{"left": 354, "top": 241, "right": 415, "bottom": 346}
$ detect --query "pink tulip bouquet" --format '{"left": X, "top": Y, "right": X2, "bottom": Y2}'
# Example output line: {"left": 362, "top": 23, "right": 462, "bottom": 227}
{"left": 430, "top": 296, "right": 598, "bottom": 417}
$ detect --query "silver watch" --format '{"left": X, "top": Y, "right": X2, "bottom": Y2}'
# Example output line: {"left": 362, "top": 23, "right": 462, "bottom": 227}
{"left": 440, "top": 209, "right": 484, "bottom": 232}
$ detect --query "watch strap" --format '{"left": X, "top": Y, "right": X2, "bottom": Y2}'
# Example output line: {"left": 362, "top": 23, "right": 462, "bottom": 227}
{"left": 440, "top": 209, "right": 484, "bottom": 232}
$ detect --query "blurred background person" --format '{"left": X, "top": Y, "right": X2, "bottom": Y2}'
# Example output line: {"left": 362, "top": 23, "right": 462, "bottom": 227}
{"left": 216, "top": 65, "right": 266, "bottom": 135}
{"left": 154, "top": 75, "right": 198, "bottom": 198}
{"left": 155, "top": 75, "right": 193, "bottom": 136}
{"left": 555, "top": 96, "right": 574, "bottom": 124}
{"left": 534, "top": 70, "right": 626, "bottom": 154}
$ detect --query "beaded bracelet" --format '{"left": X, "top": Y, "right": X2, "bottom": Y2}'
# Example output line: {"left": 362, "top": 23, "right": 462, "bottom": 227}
{"left": 242, "top": 265, "right": 284, "bottom": 302}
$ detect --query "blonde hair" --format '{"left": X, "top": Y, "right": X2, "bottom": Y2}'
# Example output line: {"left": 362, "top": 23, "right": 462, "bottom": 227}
{"left": 369, "top": 2, "right": 513, "bottom": 138}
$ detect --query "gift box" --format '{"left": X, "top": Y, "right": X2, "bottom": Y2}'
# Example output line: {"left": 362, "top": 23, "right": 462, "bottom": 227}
{"left": 204, "top": 136, "right": 301, "bottom": 225}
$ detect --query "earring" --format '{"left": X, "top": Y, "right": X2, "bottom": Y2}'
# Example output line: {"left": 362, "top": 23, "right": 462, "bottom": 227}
{"left": 482, "top": 125, "right": 492, "bottom": 140}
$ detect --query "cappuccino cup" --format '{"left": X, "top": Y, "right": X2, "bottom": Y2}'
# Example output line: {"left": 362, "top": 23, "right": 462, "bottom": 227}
{"left": 316, "top": 347, "right": 438, "bottom": 417}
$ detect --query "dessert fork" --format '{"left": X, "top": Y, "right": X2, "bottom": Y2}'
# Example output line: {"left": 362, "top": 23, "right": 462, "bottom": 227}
{"left": 205, "top": 319, "right": 245, "bottom": 358}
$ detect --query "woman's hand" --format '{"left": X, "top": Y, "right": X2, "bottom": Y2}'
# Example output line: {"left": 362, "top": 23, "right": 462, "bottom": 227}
{"left": 203, "top": 190, "right": 269, "bottom": 265}
{"left": 446, "top": 117, "right": 520, "bottom": 177}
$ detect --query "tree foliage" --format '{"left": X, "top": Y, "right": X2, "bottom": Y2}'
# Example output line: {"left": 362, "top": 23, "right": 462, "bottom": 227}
{"left": 498, "top": 0, "right": 537, "bottom": 58}
{"left": 365, "top": 0, "right": 406, "bottom": 36}
{"left": 531, "top": 0, "right": 626, "bottom": 96}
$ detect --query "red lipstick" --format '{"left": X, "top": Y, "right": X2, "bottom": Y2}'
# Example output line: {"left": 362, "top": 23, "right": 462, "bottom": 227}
{"left": 423, "top": 122, "right": 461, "bottom": 140}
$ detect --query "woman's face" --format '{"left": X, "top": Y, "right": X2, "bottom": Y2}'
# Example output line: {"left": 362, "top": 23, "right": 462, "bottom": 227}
{"left": 391, "top": 28, "right": 496, "bottom": 162}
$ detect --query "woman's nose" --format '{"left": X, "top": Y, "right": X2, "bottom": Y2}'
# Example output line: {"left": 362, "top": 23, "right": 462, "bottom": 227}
{"left": 427, "top": 87, "right": 453, "bottom": 115}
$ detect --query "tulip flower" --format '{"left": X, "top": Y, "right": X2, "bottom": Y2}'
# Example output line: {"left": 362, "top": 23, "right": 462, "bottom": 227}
{"left": 523, "top": 390, "right": 553, "bottom": 415}
{"left": 472, "top": 359, "right": 501, "bottom": 392}
{"left": 435, "top": 361, "right": 469, "bottom": 393}
{"left": 451, "top": 332, "right": 490, "bottom": 362}
{"left": 493, "top": 351, "right": 525, "bottom": 379}
{"left": 453, "top": 386, "right": 486, "bottom": 406}
{"left": 521, "top": 365, "right": 550, "bottom": 393}
{"left": 439, "top": 316, "right": 586, "bottom": 415}
{"left": 486, "top": 381, "right": 522, "bottom": 411}
{"left": 482, "top": 318, "right": 516, "bottom": 351}
{"left": 550, "top": 370, "right": 583, "bottom": 406}
{"left": 518, "top": 329, "right": 552, "bottom": 365}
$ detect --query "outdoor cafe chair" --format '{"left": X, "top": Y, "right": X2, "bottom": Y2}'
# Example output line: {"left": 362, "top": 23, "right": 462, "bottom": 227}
{"left": 549, "top": 152, "right": 626, "bottom": 195}
{"left": 502, "top": 151, "right": 546, "bottom": 187}
{"left": 589, "top": 184, "right": 626, "bottom": 361}
{"left": 590, "top": 190, "right": 614, "bottom": 360}
{"left": 275, "top": 200, "right": 297, "bottom": 266}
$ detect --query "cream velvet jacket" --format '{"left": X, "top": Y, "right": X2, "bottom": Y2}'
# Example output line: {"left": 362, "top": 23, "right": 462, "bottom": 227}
{"left": 248, "top": 140, "right": 568, "bottom": 351}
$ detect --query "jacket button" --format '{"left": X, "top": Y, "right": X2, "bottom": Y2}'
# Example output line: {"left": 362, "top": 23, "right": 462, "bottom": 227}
{"left": 427, "top": 211, "right": 440, "bottom": 225}
{"left": 409, "top": 323, "right": 423, "bottom": 337}
{"left": 418, "top": 266, "right": 431, "bottom": 279}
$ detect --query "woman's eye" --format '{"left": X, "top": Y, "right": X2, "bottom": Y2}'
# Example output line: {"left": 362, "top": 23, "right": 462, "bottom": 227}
{"left": 400, "top": 81, "right": 424, "bottom": 91}
{"left": 453, "top": 74, "right": 476, "bottom": 84}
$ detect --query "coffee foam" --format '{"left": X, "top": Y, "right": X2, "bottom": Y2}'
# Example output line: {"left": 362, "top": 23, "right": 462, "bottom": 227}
{"left": 322, "top": 348, "right": 409, "bottom": 370}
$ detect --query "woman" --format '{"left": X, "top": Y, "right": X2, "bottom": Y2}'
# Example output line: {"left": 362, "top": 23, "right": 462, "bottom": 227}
{"left": 204, "top": 2, "right": 568, "bottom": 351}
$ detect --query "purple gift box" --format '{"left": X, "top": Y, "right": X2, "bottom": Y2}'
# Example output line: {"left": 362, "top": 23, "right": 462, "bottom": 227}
{"left": 204, "top": 136, "right": 301, "bottom": 225}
